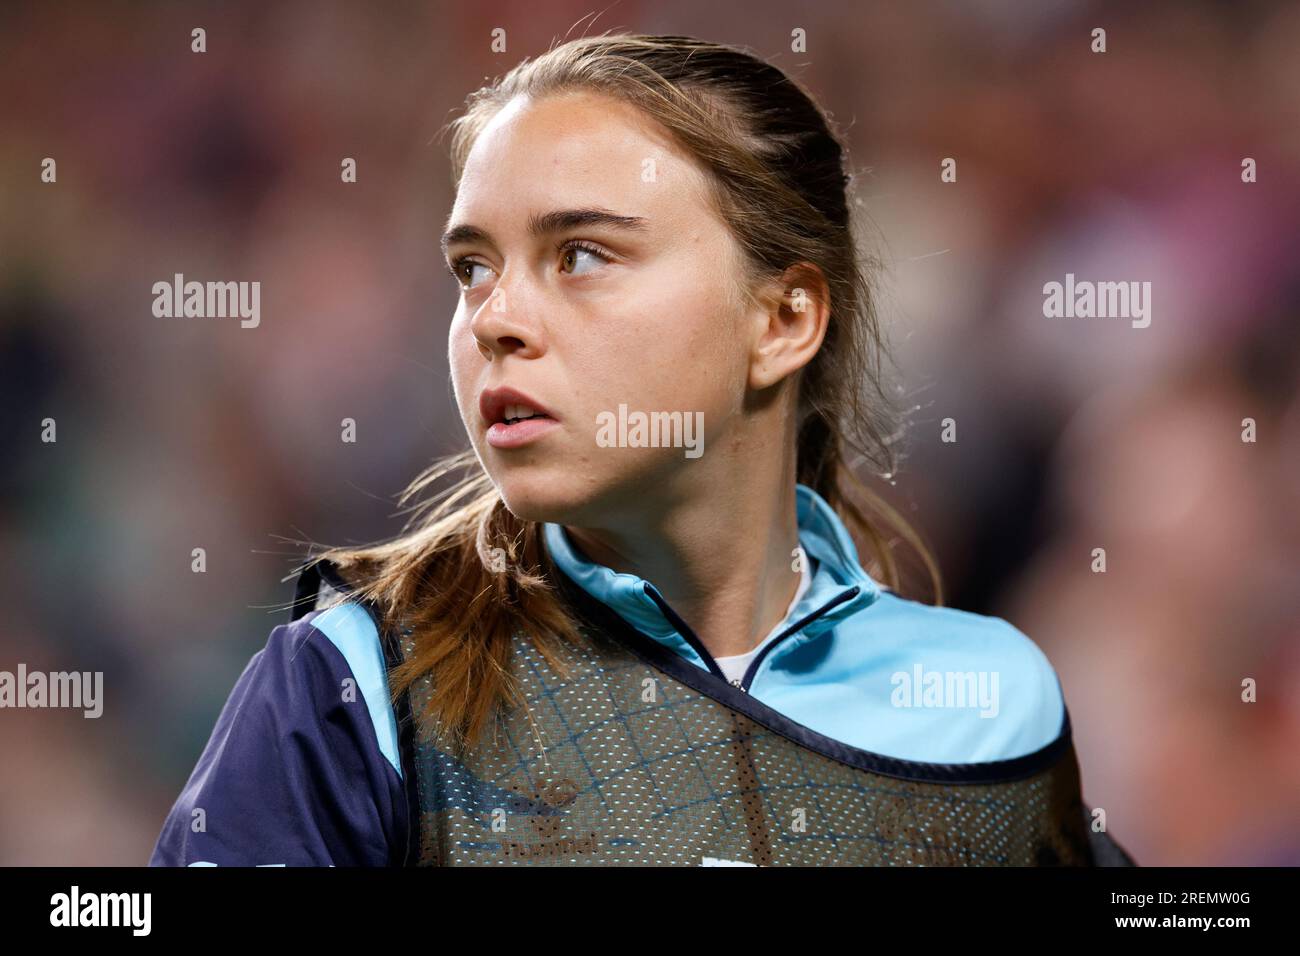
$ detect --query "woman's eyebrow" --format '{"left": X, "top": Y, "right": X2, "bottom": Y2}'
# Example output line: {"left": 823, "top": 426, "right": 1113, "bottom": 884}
{"left": 440, "top": 208, "right": 649, "bottom": 255}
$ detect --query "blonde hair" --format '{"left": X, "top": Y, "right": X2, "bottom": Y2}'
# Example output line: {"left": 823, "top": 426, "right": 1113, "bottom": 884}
{"left": 302, "top": 33, "right": 941, "bottom": 753}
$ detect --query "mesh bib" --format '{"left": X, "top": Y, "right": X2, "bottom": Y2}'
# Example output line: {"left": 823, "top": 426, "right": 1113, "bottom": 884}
{"left": 385, "top": 569, "right": 1096, "bottom": 867}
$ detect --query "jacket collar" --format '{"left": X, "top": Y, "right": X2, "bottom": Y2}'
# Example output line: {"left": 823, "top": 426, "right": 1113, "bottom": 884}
{"left": 541, "top": 483, "right": 882, "bottom": 670}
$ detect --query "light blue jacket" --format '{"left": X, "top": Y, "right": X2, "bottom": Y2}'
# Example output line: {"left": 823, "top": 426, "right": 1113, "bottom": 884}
{"left": 542, "top": 482, "right": 1065, "bottom": 764}
{"left": 150, "top": 481, "right": 1068, "bottom": 866}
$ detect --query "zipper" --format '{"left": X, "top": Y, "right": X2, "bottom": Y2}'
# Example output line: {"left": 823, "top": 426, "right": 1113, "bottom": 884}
{"left": 737, "top": 586, "right": 861, "bottom": 692}
{"left": 641, "top": 582, "right": 862, "bottom": 695}
{"left": 642, "top": 585, "right": 730, "bottom": 683}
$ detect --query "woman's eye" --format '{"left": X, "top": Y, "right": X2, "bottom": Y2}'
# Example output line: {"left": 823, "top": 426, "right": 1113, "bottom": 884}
{"left": 450, "top": 243, "right": 609, "bottom": 288}
{"left": 450, "top": 259, "right": 492, "bottom": 289}
{"left": 559, "top": 242, "right": 609, "bottom": 277}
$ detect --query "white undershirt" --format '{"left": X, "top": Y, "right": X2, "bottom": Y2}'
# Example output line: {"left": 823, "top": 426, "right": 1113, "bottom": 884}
{"left": 713, "top": 558, "right": 814, "bottom": 687}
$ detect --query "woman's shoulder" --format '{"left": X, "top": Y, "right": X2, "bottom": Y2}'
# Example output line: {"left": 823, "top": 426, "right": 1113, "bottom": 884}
{"left": 288, "top": 601, "right": 403, "bottom": 779}
{"left": 867, "top": 590, "right": 1060, "bottom": 672}
{"left": 833, "top": 588, "right": 1068, "bottom": 762}
{"left": 148, "top": 601, "right": 407, "bottom": 866}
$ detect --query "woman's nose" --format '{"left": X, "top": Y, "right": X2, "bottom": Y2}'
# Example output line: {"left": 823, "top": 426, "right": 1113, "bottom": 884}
{"left": 469, "top": 278, "right": 545, "bottom": 360}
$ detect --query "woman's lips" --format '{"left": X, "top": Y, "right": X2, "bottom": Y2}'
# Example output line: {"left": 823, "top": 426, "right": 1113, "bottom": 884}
{"left": 486, "top": 414, "right": 560, "bottom": 449}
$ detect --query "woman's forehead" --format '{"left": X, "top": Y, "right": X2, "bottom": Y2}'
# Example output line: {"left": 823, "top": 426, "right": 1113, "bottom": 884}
{"left": 454, "top": 91, "right": 711, "bottom": 226}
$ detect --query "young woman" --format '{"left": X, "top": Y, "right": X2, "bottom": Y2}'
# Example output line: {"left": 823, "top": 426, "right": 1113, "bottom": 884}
{"left": 150, "top": 33, "right": 1133, "bottom": 867}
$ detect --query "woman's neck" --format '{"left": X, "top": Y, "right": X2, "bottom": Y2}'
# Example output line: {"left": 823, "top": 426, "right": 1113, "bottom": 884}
{"left": 562, "top": 465, "right": 805, "bottom": 661}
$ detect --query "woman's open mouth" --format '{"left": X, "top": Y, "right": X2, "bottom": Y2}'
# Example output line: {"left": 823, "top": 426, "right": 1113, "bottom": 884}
{"left": 484, "top": 402, "right": 560, "bottom": 449}
{"left": 480, "top": 388, "right": 561, "bottom": 449}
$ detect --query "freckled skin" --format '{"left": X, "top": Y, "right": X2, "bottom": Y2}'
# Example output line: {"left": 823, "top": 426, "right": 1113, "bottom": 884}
{"left": 444, "top": 88, "right": 831, "bottom": 661}
{"left": 446, "top": 90, "right": 756, "bottom": 529}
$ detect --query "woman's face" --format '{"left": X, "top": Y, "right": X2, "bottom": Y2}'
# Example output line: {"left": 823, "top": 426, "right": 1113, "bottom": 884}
{"left": 445, "top": 90, "right": 758, "bottom": 525}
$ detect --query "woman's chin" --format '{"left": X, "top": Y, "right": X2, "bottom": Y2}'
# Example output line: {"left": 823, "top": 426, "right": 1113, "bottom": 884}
{"left": 493, "top": 476, "right": 599, "bottom": 525}
{"left": 490, "top": 457, "right": 663, "bottom": 526}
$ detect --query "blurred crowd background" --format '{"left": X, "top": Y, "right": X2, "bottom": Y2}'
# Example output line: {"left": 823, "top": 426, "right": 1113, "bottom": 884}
{"left": 2, "top": 0, "right": 1297, "bottom": 865}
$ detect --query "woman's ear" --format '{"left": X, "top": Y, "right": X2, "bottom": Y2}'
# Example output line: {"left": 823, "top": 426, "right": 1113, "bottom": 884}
{"left": 748, "top": 262, "right": 831, "bottom": 391}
